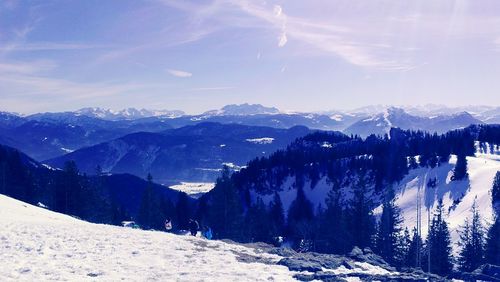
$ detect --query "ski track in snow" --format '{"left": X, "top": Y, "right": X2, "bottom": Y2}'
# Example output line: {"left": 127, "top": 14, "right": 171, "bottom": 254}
{"left": 0, "top": 195, "right": 297, "bottom": 281}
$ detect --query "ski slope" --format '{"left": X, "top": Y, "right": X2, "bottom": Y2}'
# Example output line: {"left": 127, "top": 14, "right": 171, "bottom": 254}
{"left": 395, "top": 152, "right": 500, "bottom": 247}
{"left": 0, "top": 195, "right": 297, "bottom": 281}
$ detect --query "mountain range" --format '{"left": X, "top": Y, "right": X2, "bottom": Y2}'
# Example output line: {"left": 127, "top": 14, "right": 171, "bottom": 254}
{"left": 0, "top": 104, "right": 496, "bottom": 184}
{"left": 45, "top": 123, "right": 312, "bottom": 184}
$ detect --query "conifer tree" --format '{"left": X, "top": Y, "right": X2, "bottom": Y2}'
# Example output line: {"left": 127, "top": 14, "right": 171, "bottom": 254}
{"left": 492, "top": 171, "right": 500, "bottom": 214}
{"left": 348, "top": 173, "right": 376, "bottom": 249}
{"left": 485, "top": 172, "right": 500, "bottom": 265}
{"left": 452, "top": 154, "right": 468, "bottom": 181}
{"left": 269, "top": 192, "right": 285, "bottom": 238}
{"left": 206, "top": 166, "right": 243, "bottom": 240}
{"left": 245, "top": 197, "right": 272, "bottom": 243}
{"left": 137, "top": 173, "right": 156, "bottom": 229}
{"left": 426, "top": 199, "right": 453, "bottom": 276}
{"left": 287, "top": 186, "right": 314, "bottom": 244}
{"left": 405, "top": 227, "right": 424, "bottom": 269}
{"left": 176, "top": 192, "right": 191, "bottom": 230}
{"left": 485, "top": 216, "right": 500, "bottom": 265}
{"left": 375, "top": 187, "right": 403, "bottom": 266}
{"left": 457, "top": 200, "right": 486, "bottom": 272}
{"left": 319, "top": 189, "right": 350, "bottom": 254}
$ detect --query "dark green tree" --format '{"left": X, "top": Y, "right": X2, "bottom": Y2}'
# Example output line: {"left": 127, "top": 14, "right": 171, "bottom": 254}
{"left": 287, "top": 186, "right": 314, "bottom": 244}
{"left": 245, "top": 197, "right": 272, "bottom": 243}
{"left": 348, "top": 173, "right": 376, "bottom": 249}
{"left": 425, "top": 199, "right": 453, "bottom": 276}
{"left": 206, "top": 166, "right": 243, "bottom": 240}
{"left": 485, "top": 216, "right": 500, "bottom": 265}
{"left": 375, "top": 187, "right": 403, "bottom": 266}
{"left": 269, "top": 192, "right": 285, "bottom": 238}
{"left": 137, "top": 173, "right": 158, "bottom": 229}
{"left": 452, "top": 154, "right": 468, "bottom": 181}
{"left": 176, "top": 192, "right": 191, "bottom": 230}
{"left": 457, "top": 200, "right": 486, "bottom": 272}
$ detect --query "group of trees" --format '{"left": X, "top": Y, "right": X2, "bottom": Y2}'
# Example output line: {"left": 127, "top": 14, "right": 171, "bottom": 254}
{"left": 195, "top": 125, "right": 500, "bottom": 277}
{"left": 0, "top": 144, "right": 189, "bottom": 229}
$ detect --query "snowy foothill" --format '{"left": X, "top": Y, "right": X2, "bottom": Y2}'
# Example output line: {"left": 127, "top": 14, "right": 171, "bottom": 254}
{"left": 0, "top": 194, "right": 299, "bottom": 281}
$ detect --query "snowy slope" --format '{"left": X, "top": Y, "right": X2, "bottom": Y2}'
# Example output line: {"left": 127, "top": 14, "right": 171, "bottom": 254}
{"left": 247, "top": 149, "right": 499, "bottom": 250}
{"left": 395, "top": 152, "right": 500, "bottom": 248}
{"left": 0, "top": 194, "right": 297, "bottom": 281}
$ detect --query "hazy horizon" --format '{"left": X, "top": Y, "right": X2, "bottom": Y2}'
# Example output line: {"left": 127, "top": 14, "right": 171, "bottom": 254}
{"left": 2, "top": 102, "right": 498, "bottom": 116}
{"left": 1, "top": 1, "right": 500, "bottom": 113}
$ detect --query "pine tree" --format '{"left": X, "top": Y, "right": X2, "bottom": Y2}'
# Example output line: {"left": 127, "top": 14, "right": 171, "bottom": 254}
{"left": 319, "top": 189, "right": 350, "bottom": 254}
{"left": 452, "top": 154, "right": 468, "bottom": 181}
{"left": 348, "top": 173, "right": 376, "bottom": 249}
{"left": 269, "top": 192, "right": 285, "bottom": 238}
{"left": 426, "top": 199, "right": 453, "bottom": 276}
{"left": 375, "top": 187, "right": 403, "bottom": 266}
{"left": 457, "top": 200, "right": 486, "bottom": 272}
{"left": 137, "top": 173, "right": 156, "bottom": 229}
{"left": 492, "top": 171, "right": 500, "bottom": 215}
{"left": 176, "top": 192, "right": 191, "bottom": 230}
{"left": 245, "top": 197, "right": 272, "bottom": 243}
{"left": 485, "top": 216, "right": 500, "bottom": 265}
{"left": 405, "top": 227, "right": 424, "bottom": 269}
{"left": 206, "top": 166, "right": 243, "bottom": 240}
{"left": 287, "top": 186, "right": 314, "bottom": 244}
{"left": 485, "top": 172, "right": 500, "bottom": 265}
{"left": 56, "top": 160, "right": 82, "bottom": 215}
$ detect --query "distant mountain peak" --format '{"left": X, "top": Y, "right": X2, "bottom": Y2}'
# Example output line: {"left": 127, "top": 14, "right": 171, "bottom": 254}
{"left": 203, "top": 103, "right": 281, "bottom": 116}
{"left": 75, "top": 107, "right": 185, "bottom": 120}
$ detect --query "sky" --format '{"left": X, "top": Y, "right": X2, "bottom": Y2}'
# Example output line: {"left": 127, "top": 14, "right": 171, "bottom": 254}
{"left": 1, "top": 0, "right": 500, "bottom": 114}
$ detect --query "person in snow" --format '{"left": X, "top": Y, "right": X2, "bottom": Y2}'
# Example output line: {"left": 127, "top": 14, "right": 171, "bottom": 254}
{"left": 188, "top": 219, "right": 199, "bottom": 236}
{"left": 202, "top": 226, "right": 213, "bottom": 240}
{"left": 164, "top": 218, "right": 172, "bottom": 232}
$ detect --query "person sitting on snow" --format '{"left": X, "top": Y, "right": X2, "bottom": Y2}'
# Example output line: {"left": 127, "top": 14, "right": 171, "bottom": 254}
{"left": 188, "top": 219, "right": 199, "bottom": 236}
{"left": 164, "top": 218, "right": 172, "bottom": 232}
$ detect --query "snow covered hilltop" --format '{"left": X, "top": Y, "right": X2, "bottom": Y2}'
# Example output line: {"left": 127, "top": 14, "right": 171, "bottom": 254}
{"left": 0, "top": 194, "right": 296, "bottom": 281}
{"left": 1, "top": 194, "right": 441, "bottom": 281}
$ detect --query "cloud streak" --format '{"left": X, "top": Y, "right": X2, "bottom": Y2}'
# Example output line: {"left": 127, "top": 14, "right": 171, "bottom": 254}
{"left": 167, "top": 69, "right": 193, "bottom": 78}
{"left": 161, "top": 0, "right": 417, "bottom": 71}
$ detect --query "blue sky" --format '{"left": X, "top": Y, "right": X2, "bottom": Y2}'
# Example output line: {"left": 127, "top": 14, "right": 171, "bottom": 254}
{"left": 1, "top": 0, "right": 499, "bottom": 114}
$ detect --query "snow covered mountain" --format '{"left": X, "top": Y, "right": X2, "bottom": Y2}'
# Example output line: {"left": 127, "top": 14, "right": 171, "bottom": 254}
{"left": 45, "top": 123, "right": 313, "bottom": 184}
{"left": 202, "top": 103, "right": 281, "bottom": 116}
{"left": 0, "top": 112, "right": 175, "bottom": 160}
{"left": 344, "top": 107, "right": 482, "bottom": 137}
{"left": 75, "top": 107, "right": 185, "bottom": 120}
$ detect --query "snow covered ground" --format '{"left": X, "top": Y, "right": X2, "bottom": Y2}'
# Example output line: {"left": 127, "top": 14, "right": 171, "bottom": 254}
{"left": 0, "top": 194, "right": 297, "bottom": 281}
{"left": 0, "top": 193, "right": 418, "bottom": 281}
{"left": 395, "top": 153, "right": 500, "bottom": 248}
{"left": 169, "top": 182, "right": 215, "bottom": 196}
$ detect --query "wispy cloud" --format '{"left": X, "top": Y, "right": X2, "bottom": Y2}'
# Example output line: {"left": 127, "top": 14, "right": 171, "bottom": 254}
{"left": 167, "top": 69, "right": 193, "bottom": 78}
{"left": 160, "top": 0, "right": 417, "bottom": 71}
{"left": 0, "top": 42, "right": 107, "bottom": 52}
{"left": 187, "top": 86, "right": 234, "bottom": 91}
{"left": 0, "top": 60, "right": 57, "bottom": 74}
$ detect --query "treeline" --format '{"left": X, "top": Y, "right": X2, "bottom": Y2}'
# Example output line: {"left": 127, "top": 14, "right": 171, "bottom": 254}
{"left": 195, "top": 125, "right": 500, "bottom": 276}
{"left": 0, "top": 144, "right": 187, "bottom": 229}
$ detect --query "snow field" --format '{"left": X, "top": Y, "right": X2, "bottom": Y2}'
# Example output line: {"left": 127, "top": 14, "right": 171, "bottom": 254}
{"left": 0, "top": 195, "right": 298, "bottom": 281}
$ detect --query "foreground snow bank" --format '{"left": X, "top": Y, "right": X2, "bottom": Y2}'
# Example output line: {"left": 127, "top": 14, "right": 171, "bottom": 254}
{"left": 0, "top": 195, "right": 296, "bottom": 281}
